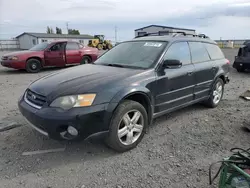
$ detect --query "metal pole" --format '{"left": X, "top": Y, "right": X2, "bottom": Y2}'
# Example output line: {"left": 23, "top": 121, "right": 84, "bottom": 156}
{"left": 115, "top": 26, "right": 117, "bottom": 44}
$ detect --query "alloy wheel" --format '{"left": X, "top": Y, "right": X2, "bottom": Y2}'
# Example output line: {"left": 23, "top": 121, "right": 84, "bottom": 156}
{"left": 118, "top": 110, "right": 144, "bottom": 146}
{"left": 213, "top": 82, "right": 223, "bottom": 104}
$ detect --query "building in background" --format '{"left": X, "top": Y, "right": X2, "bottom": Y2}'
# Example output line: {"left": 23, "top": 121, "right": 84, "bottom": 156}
{"left": 16, "top": 32, "right": 93, "bottom": 50}
{"left": 134, "top": 25, "right": 196, "bottom": 37}
{"left": 215, "top": 39, "right": 249, "bottom": 48}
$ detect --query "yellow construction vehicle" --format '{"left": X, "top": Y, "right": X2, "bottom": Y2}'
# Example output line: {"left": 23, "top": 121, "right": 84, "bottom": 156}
{"left": 88, "top": 35, "right": 113, "bottom": 50}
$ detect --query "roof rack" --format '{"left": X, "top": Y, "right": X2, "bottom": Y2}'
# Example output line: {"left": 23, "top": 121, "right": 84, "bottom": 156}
{"left": 135, "top": 31, "right": 209, "bottom": 39}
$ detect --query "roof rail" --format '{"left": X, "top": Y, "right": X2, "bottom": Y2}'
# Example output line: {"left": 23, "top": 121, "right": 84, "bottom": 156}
{"left": 135, "top": 31, "right": 209, "bottom": 39}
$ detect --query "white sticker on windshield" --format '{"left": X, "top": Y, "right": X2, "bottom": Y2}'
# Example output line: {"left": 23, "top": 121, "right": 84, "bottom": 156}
{"left": 144, "top": 42, "right": 162, "bottom": 47}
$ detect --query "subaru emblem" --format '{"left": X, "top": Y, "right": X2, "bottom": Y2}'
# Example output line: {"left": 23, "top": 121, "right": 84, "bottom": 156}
{"left": 32, "top": 94, "right": 36, "bottom": 100}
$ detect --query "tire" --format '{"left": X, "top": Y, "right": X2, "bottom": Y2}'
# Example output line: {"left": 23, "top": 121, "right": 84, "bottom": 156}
{"left": 81, "top": 56, "right": 92, "bottom": 64}
{"left": 237, "top": 66, "right": 244, "bottom": 72}
{"left": 107, "top": 44, "right": 112, "bottom": 50}
{"left": 26, "top": 58, "right": 41, "bottom": 73}
{"left": 204, "top": 78, "right": 224, "bottom": 108}
{"left": 97, "top": 44, "right": 103, "bottom": 50}
{"left": 106, "top": 100, "right": 148, "bottom": 152}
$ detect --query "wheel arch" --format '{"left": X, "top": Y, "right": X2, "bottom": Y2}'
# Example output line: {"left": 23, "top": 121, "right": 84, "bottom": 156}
{"left": 82, "top": 55, "right": 92, "bottom": 62}
{"left": 26, "top": 57, "right": 43, "bottom": 66}
{"left": 109, "top": 88, "right": 154, "bottom": 125}
{"left": 215, "top": 73, "right": 227, "bottom": 84}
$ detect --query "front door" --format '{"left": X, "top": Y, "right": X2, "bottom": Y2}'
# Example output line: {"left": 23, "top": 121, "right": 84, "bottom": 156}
{"left": 188, "top": 42, "right": 216, "bottom": 99}
{"left": 44, "top": 42, "right": 66, "bottom": 67}
{"left": 155, "top": 42, "right": 196, "bottom": 114}
{"left": 65, "top": 42, "right": 82, "bottom": 65}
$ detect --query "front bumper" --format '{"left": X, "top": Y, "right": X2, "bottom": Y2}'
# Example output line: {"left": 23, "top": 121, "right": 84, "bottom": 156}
{"left": 1, "top": 60, "right": 26, "bottom": 69}
{"left": 18, "top": 96, "right": 115, "bottom": 140}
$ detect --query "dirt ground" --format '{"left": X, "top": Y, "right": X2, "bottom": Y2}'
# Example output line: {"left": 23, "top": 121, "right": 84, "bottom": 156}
{"left": 0, "top": 49, "right": 250, "bottom": 188}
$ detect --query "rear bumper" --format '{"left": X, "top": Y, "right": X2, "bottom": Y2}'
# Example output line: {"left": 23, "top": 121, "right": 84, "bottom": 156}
{"left": 1, "top": 60, "right": 26, "bottom": 69}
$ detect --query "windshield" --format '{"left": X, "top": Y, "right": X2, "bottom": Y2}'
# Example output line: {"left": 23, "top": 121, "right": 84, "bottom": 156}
{"left": 94, "top": 41, "right": 167, "bottom": 69}
{"left": 29, "top": 42, "right": 49, "bottom": 51}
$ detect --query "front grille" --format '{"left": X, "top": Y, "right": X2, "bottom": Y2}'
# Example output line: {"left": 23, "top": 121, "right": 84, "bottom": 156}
{"left": 25, "top": 89, "right": 46, "bottom": 108}
{"left": 1, "top": 56, "right": 8, "bottom": 60}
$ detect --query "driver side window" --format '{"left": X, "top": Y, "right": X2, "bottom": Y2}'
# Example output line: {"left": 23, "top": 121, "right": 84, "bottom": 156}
{"left": 50, "top": 43, "right": 64, "bottom": 51}
{"left": 163, "top": 42, "right": 191, "bottom": 65}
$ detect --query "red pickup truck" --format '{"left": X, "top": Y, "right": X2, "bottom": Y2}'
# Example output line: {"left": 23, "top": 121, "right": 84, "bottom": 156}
{"left": 1, "top": 41, "right": 99, "bottom": 73}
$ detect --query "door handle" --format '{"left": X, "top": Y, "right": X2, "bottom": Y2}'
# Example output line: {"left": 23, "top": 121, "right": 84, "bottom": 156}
{"left": 187, "top": 71, "right": 193, "bottom": 76}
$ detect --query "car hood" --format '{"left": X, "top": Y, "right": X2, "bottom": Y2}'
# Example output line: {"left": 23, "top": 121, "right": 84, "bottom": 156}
{"left": 3, "top": 50, "right": 36, "bottom": 56}
{"left": 29, "top": 64, "right": 144, "bottom": 100}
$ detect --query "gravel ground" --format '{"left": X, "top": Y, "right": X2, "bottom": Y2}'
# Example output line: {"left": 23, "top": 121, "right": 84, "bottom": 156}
{"left": 0, "top": 49, "right": 250, "bottom": 188}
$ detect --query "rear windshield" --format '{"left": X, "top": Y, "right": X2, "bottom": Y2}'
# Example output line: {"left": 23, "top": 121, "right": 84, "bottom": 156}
{"left": 204, "top": 43, "right": 225, "bottom": 60}
{"left": 94, "top": 41, "right": 167, "bottom": 69}
{"left": 29, "top": 42, "right": 49, "bottom": 51}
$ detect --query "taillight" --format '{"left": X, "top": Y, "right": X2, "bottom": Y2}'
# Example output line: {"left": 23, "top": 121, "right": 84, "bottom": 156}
{"left": 226, "top": 59, "right": 230, "bottom": 65}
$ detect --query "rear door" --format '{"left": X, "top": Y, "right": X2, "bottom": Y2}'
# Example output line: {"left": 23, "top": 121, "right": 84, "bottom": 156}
{"left": 44, "top": 42, "right": 66, "bottom": 67}
{"left": 155, "top": 41, "right": 196, "bottom": 114}
{"left": 65, "top": 42, "right": 82, "bottom": 65}
{"left": 189, "top": 42, "right": 216, "bottom": 99}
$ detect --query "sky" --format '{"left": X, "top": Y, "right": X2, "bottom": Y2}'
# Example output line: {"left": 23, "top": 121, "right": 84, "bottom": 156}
{"left": 0, "top": 0, "right": 250, "bottom": 41}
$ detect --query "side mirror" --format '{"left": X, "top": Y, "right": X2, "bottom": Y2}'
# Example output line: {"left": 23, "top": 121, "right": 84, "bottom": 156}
{"left": 163, "top": 59, "right": 182, "bottom": 68}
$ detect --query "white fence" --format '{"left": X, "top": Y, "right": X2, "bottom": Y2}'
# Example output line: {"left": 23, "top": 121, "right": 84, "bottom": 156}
{"left": 0, "top": 40, "right": 20, "bottom": 50}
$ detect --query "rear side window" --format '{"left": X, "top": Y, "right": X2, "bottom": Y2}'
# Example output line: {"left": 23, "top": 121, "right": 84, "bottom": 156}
{"left": 204, "top": 43, "right": 225, "bottom": 60}
{"left": 66, "top": 42, "right": 79, "bottom": 50}
{"left": 188, "top": 42, "right": 210, "bottom": 63}
{"left": 164, "top": 42, "right": 191, "bottom": 65}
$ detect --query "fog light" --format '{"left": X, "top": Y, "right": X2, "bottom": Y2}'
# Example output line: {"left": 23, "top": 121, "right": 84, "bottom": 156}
{"left": 67, "top": 126, "right": 78, "bottom": 136}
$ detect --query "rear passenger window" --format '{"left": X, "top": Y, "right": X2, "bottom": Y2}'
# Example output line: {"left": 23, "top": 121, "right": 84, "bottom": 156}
{"left": 164, "top": 42, "right": 191, "bottom": 65}
{"left": 189, "top": 42, "right": 210, "bottom": 63}
{"left": 204, "top": 43, "right": 225, "bottom": 60}
{"left": 66, "top": 42, "right": 79, "bottom": 50}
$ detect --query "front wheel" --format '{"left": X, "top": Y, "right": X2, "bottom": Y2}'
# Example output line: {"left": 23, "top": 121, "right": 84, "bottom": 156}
{"left": 106, "top": 100, "right": 148, "bottom": 152}
{"left": 26, "top": 59, "right": 41, "bottom": 73}
{"left": 204, "top": 78, "right": 224, "bottom": 108}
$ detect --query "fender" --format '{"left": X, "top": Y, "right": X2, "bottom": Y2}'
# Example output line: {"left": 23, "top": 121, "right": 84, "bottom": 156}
{"left": 105, "top": 86, "right": 155, "bottom": 125}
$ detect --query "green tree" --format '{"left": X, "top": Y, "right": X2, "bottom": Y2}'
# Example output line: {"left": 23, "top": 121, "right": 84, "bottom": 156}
{"left": 46, "top": 26, "right": 51, "bottom": 34}
{"left": 46, "top": 26, "right": 54, "bottom": 34}
{"left": 56, "top": 27, "right": 62, "bottom": 34}
{"left": 68, "top": 29, "right": 80, "bottom": 35}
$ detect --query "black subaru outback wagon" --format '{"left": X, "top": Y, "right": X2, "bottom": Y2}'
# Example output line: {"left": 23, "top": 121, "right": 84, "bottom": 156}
{"left": 18, "top": 33, "right": 230, "bottom": 152}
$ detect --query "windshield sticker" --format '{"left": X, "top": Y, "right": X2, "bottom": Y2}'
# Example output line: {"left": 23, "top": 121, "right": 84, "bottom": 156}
{"left": 144, "top": 42, "right": 162, "bottom": 47}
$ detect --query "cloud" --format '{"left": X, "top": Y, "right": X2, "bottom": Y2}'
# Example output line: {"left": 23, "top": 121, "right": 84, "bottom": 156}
{"left": 0, "top": 0, "right": 250, "bottom": 40}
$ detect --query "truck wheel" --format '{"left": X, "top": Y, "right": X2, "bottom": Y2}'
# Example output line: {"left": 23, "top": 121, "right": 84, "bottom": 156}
{"left": 204, "top": 78, "right": 224, "bottom": 108}
{"left": 81, "top": 56, "right": 92, "bottom": 64}
{"left": 237, "top": 66, "right": 244, "bottom": 72}
{"left": 26, "top": 59, "right": 41, "bottom": 73}
{"left": 106, "top": 100, "right": 148, "bottom": 152}
{"left": 97, "top": 44, "right": 103, "bottom": 50}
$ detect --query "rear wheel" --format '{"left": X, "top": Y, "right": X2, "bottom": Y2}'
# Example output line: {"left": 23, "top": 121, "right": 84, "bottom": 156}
{"left": 237, "top": 66, "right": 244, "bottom": 72}
{"left": 106, "top": 100, "right": 148, "bottom": 152}
{"left": 26, "top": 59, "right": 41, "bottom": 73}
{"left": 107, "top": 44, "right": 112, "bottom": 50}
{"left": 204, "top": 78, "right": 224, "bottom": 108}
{"left": 81, "top": 56, "right": 92, "bottom": 64}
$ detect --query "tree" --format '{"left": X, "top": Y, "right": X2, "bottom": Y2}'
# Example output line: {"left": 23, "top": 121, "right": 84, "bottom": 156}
{"left": 46, "top": 26, "right": 51, "bottom": 34}
{"left": 56, "top": 27, "right": 62, "bottom": 34}
{"left": 46, "top": 26, "right": 54, "bottom": 34}
{"left": 68, "top": 29, "right": 80, "bottom": 35}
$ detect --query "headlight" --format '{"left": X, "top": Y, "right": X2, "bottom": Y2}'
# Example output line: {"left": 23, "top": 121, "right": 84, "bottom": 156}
{"left": 50, "top": 94, "right": 96, "bottom": 110}
{"left": 9, "top": 56, "right": 18, "bottom": 60}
